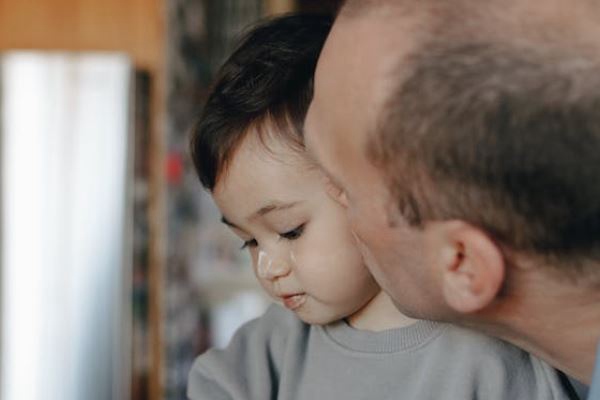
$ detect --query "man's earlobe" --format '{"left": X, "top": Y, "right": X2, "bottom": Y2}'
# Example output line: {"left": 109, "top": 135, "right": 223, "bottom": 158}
{"left": 437, "top": 221, "right": 505, "bottom": 314}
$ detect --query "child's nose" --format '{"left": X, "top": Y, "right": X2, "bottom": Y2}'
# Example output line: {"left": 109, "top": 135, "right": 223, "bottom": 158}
{"left": 256, "top": 250, "right": 291, "bottom": 280}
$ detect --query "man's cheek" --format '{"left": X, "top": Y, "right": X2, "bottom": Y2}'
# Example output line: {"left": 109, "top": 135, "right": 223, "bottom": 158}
{"left": 345, "top": 203, "right": 365, "bottom": 234}
{"left": 348, "top": 206, "right": 379, "bottom": 245}
{"left": 352, "top": 231, "right": 393, "bottom": 288}
{"left": 351, "top": 231, "right": 376, "bottom": 267}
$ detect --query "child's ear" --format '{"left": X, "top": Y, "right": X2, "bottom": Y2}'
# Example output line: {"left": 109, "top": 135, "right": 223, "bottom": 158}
{"left": 432, "top": 221, "right": 505, "bottom": 314}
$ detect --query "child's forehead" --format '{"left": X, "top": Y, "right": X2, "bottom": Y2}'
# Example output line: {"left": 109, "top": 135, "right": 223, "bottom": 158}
{"left": 248, "top": 115, "right": 303, "bottom": 150}
{"left": 213, "top": 130, "right": 322, "bottom": 221}
{"left": 237, "top": 124, "right": 307, "bottom": 166}
{"left": 214, "top": 129, "right": 311, "bottom": 190}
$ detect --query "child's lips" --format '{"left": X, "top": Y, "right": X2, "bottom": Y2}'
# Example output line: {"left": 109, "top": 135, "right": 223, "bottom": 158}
{"left": 281, "top": 293, "right": 306, "bottom": 310}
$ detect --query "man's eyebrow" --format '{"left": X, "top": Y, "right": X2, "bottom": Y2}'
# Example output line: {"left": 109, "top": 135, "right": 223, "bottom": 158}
{"left": 304, "top": 145, "right": 319, "bottom": 165}
{"left": 315, "top": 160, "right": 344, "bottom": 191}
{"left": 301, "top": 124, "right": 342, "bottom": 189}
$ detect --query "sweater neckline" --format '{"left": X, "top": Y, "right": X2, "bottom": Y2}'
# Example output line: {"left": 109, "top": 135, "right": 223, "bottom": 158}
{"left": 321, "top": 318, "right": 446, "bottom": 354}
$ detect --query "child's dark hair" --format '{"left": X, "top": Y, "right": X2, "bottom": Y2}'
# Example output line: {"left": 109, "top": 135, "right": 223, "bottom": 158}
{"left": 190, "top": 13, "right": 333, "bottom": 191}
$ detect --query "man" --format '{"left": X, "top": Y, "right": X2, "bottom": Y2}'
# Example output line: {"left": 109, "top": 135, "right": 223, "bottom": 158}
{"left": 304, "top": 0, "right": 600, "bottom": 396}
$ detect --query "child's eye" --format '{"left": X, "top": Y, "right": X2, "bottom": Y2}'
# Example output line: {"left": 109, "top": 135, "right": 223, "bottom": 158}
{"left": 240, "top": 239, "right": 258, "bottom": 250}
{"left": 280, "top": 224, "right": 305, "bottom": 241}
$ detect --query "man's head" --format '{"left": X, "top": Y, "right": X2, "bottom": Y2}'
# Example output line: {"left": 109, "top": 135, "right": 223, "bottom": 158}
{"left": 305, "top": 0, "right": 600, "bottom": 320}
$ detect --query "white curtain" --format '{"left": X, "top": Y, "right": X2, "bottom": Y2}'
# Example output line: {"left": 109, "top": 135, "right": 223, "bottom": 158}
{"left": 0, "top": 52, "right": 132, "bottom": 400}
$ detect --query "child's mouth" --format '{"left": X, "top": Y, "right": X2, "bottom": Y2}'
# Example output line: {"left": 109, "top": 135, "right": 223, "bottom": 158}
{"left": 281, "top": 293, "right": 306, "bottom": 310}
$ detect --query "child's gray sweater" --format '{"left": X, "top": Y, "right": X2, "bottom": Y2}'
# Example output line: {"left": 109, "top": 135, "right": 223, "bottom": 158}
{"left": 188, "top": 304, "right": 574, "bottom": 400}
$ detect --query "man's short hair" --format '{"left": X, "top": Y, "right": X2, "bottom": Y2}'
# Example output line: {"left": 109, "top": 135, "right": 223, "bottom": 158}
{"left": 358, "top": 2, "right": 600, "bottom": 277}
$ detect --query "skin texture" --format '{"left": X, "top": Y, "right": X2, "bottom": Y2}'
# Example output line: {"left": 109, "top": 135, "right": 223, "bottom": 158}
{"left": 305, "top": 1, "right": 600, "bottom": 383}
{"left": 212, "top": 126, "right": 411, "bottom": 329}
{"left": 305, "top": 12, "right": 449, "bottom": 320}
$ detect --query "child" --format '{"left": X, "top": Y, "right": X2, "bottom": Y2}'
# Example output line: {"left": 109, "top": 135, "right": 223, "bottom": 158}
{"left": 187, "top": 14, "right": 575, "bottom": 400}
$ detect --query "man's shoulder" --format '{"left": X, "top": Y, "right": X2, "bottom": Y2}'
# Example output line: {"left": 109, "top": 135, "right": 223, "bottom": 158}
{"left": 588, "top": 343, "right": 600, "bottom": 399}
{"left": 428, "top": 324, "right": 574, "bottom": 399}
{"left": 435, "top": 324, "right": 544, "bottom": 370}
{"left": 437, "top": 324, "right": 523, "bottom": 356}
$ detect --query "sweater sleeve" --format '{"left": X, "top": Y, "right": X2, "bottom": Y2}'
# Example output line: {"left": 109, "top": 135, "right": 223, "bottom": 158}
{"left": 187, "top": 304, "right": 304, "bottom": 400}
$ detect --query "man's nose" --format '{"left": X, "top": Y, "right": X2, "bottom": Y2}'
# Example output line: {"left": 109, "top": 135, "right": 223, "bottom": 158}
{"left": 256, "top": 250, "right": 292, "bottom": 280}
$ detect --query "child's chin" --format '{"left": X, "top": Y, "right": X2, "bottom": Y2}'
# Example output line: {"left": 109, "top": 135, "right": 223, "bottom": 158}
{"left": 295, "top": 310, "right": 340, "bottom": 326}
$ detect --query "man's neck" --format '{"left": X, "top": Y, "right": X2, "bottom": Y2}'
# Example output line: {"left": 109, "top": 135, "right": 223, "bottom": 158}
{"left": 469, "top": 268, "right": 600, "bottom": 384}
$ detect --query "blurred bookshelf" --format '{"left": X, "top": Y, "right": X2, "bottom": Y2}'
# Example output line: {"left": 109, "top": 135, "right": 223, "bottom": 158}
{"left": 162, "top": 2, "right": 267, "bottom": 398}
{"left": 132, "top": 70, "right": 154, "bottom": 400}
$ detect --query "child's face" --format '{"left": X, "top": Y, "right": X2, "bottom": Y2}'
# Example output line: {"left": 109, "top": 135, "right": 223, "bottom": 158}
{"left": 213, "top": 129, "right": 380, "bottom": 325}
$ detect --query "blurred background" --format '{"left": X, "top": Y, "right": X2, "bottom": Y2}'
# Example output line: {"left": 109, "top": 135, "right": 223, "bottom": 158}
{"left": 0, "top": 0, "right": 340, "bottom": 399}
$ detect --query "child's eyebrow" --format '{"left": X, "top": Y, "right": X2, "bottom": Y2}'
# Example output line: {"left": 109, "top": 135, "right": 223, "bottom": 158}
{"left": 253, "top": 201, "right": 301, "bottom": 219}
{"left": 220, "top": 201, "right": 302, "bottom": 229}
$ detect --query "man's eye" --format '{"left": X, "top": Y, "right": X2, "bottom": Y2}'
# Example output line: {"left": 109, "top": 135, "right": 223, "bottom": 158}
{"left": 240, "top": 239, "right": 258, "bottom": 250}
{"left": 280, "top": 224, "right": 305, "bottom": 241}
{"left": 324, "top": 177, "right": 348, "bottom": 207}
{"left": 325, "top": 180, "right": 343, "bottom": 198}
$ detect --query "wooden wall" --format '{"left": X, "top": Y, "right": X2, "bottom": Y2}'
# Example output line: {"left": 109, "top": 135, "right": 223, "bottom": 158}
{"left": 0, "top": 1, "right": 167, "bottom": 399}
{"left": 0, "top": 0, "right": 164, "bottom": 70}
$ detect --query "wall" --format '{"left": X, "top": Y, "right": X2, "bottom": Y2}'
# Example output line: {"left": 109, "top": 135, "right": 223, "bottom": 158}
{"left": 0, "top": 0, "right": 164, "bottom": 70}
{"left": 0, "top": 1, "right": 166, "bottom": 399}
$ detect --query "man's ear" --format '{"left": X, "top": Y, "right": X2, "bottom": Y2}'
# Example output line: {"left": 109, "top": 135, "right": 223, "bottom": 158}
{"left": 434, "top": 221, "right": 505, "bottom": 314}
